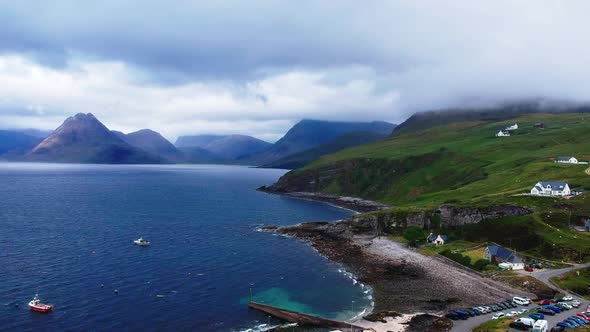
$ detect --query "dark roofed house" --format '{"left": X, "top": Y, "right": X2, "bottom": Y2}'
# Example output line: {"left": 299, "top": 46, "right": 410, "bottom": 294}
{"left": 483, "top": 244, "right": 524, "bottom": 270}
{"left": 426, "top": 233, "right": 448, "bottom": 245}
{"left": 530, "top": 181, "right": 571, "bottom": 196}
{"left": 533, "top": 123, "right": 545, "bottom": 129}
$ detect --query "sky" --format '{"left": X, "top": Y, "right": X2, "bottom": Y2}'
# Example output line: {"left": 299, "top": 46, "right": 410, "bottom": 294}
{"left": 1, "top": 1, "right": 590, "bottom": 142}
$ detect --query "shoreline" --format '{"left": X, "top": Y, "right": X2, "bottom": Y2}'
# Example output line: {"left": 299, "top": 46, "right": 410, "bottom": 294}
{"left": 257, "top": 187, "right": 390, "bottom": 213}
{"left": 261, "top": 219, "right": 534, "bottom": 332}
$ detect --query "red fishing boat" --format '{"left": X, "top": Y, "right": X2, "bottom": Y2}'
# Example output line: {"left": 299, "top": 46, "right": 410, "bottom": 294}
{"left": 28, "top": 294, "right": 53, "bottom": 313}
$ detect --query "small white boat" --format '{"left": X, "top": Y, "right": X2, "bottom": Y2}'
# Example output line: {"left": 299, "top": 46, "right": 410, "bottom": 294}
{"left": 133, "top": 237, "right": 150, "bottom": 246}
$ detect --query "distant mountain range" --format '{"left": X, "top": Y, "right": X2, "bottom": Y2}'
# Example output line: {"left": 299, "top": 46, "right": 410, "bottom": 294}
{"left": 237, "top": 120, "right": 396, "bottom": 165}
{"left": 0, "top": 113, "right": 395, "bottom": 166}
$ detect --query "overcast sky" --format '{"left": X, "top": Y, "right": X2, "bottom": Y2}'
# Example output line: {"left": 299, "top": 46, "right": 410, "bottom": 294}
{"left": 1, "top": 1, "right": 590, "bottom": 142}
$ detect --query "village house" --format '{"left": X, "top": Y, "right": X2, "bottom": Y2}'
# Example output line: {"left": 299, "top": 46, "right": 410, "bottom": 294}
{"left": 426, "top": 233, "right": 448, "bottom": 245}
{"left": 483, "top": 244, "right": 524, "bottom": 270}
{"left": 495, "top": 130, "right": 510, "bottom": 137}
{"left": 530, "top": 181, "right": 571, "bottom": 196}
{"left": 505, "top": 123, "right": 518, "bottom": 131}
{"left": 555, "top": 156, "right": 579, "bottom": 164}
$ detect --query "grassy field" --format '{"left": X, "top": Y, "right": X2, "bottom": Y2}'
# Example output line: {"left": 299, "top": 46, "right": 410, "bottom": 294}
{"left": 550, "top": 267, "right": 590, "bottom": 299}
{"left": 301, "top": 113, "right": 590, "bottom": 207}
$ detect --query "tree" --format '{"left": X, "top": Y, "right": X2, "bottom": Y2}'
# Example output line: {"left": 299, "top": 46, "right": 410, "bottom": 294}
{"left": 403, "top": 226, "right": 426, "bottom": 246}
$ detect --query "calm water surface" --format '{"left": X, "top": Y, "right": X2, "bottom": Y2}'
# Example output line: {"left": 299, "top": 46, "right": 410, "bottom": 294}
{"left": 0, "top": 163, "right": 371, "bottom": 331}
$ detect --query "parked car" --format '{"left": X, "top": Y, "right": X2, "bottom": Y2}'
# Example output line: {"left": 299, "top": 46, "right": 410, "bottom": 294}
{"left": 562, "top": 295, "right": 573, "bottom": 301}
{"left": 569, "top": 316, "right": 586, "bottom": 325}
{"left": 507, "top": 310, "right": 519, "bottom": 317}
{"left": 576, "top": 313, "right": 590, "bottom": 322}
{"left": 492, "top": 312, "right": 505, "bottom": 320}
{"left": 564, "top": 318, "right": 580, "bottom": 327}
{"left": 445, "top": 312, "right": 460, "bottom": 320}
{"left": 528, "top": 312, "right": 544, "bottom": 320}
{"left": 556, "top": 302, "right": 572, "bottom": 310}
{"left": 504, "top": 299, "right": 517, "bottom": 308}
{"left": 544, "top": 305, "right": 561, "bottom": 313}
{"left": 454, "top": 310, "right": 469, "bottom": 320}
{"left": 517, "top": 308, "right": 528, "bottom": 314}
{"left": 538, "top": 299, "right": 552, "bottom": 305}
{"left": 509, "top": 321, "right": 529, "bottom": 331}
{"left": 552, "top": 298, "right": 563, "bottom": 303}
{"left": 537, "top": 308, "right": 555, "bottom": 316}
{"left": 514, "top": 317, "right": 535, "bottom": 327}
{"left": 556, "top": 321, "right": 574, "bottom": 329}
{"left": 550, "top": 326, "right": 565, "bottom": 332}
{"left": 514, "top": 296, "right": 530, "bottom": 306}
{"left": 571, "top": 300, "right": 580, "bottom": 307}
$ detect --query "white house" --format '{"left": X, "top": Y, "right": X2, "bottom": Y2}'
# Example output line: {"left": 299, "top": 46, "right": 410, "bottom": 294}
{"left": 555, "top": 156, "right": 578, "bottom": 164}
{"left": 496, "top": 130, "right": 510, "bottom": 137}
{"left": 426, "top": 233, "right": 448, "bottom": 245}
{"left": 505, "top": 123, "right": 518, "bottom": 131}
{"left": 530, "top": 181, "right": 571, "bottom": 196}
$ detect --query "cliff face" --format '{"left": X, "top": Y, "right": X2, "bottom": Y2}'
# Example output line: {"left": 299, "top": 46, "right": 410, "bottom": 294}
{"left": 347, "top": 204, "right": 531, "bottom": 230}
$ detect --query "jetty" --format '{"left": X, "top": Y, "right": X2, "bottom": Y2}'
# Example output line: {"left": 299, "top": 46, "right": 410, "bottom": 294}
{"left": 247, "top": 301, "right": 366, "bottom": 330}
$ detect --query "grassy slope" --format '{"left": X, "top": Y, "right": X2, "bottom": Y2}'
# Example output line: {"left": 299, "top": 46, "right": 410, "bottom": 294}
{"left": 550, "top": 267, "right": 590, "bottom": 299}
{"left": 294, "top": 113, "right": 590, "bottom": 262}
{"left": 304, "top": 113, "right": 590, "bottom": 207}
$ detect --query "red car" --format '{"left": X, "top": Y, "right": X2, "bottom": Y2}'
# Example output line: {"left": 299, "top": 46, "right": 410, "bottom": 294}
{"left": 576, "top": 313, "right": 590, "bottom": 322}
{"left": 538, "top": 299, "right": 552, "bottom": 305}
{"left": 524, "top": 266, "right": 533, "bottom": 272}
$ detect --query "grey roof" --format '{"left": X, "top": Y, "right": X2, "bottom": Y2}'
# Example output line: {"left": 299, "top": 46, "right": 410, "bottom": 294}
{"left": 556, "top": 156, "right": 575, "bottom": 161}
{"left": 486, "top": 245, "right": 523, "bottom": 264}
{"left": 537, "top": 181, "right": 568, "bottom": 190}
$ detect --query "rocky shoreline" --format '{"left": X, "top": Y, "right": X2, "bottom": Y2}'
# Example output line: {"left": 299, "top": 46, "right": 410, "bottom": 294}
{"left": 257, "top": 186, "right": 389, "bottom": 213}
{"left": 261, "top": 216, "right": 534, "bottom": 331}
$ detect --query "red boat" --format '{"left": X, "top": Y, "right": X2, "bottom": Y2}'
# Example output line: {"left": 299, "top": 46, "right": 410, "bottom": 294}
{"left": 28, "top": 294, "right": 53, "bottom": 313}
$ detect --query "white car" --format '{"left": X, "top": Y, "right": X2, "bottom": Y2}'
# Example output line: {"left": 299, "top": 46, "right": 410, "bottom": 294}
{"left": 506, "top": 311, "right": 519, "bottom": 317}
{"left": 492, "top": 312, "right": 505, "bottom": 320}
{"left": 558, "top": 302, "right": 572, "bottom": 310}
{"left": 562, "top": 295, "right": 573, "bottom": 301}
{"left": 517, "top": 308, "right": 528, "bottom": 314}
{"left": 571, "top": 300, "right": 581, "bottom": 308}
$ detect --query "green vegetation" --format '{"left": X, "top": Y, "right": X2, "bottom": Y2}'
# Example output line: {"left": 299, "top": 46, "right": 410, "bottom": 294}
{"left": 286, "top": 112, "right": 590, "bottom": 262}
{"left": 403, "top": 226, "right": 427, "bottom": 246}
{"left": 302, "top": 113, "right": 590, "bottom": 207}
{"left": 551, "top": 267, "right": 590, "bottom": 299}
{"left": 473, "top": 317, "right": 512, "bottom": 332}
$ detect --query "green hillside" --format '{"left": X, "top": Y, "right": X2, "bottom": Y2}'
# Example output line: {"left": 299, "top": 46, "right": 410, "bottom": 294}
{"left": 300, "top": 112, "right": 590, "bottom": 207}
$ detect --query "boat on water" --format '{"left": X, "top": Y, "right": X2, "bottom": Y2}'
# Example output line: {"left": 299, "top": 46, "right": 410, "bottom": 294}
{"left": 133, "top": 237, "right": 150, "bottom": 246}
{"left": 28, "top": 294, "right": 53, "bottom": 313}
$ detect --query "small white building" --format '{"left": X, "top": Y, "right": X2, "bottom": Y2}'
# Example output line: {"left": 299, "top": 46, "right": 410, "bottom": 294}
{"left": 505, "top": 123, "right": 518, "bottom": 131}
{"left": 426, "top": 233, "right": 448, "bottom": 245}
{"left": 555, "top": 156, "right": 578, "bottom": 164}
{"left": 484, "top": 245, "right": 525, "bottom": 270}
{"left": 496, "top": 130, "right": 510, "bottom": 137}
{"left": 530, "top": 181, "right": 571, "bottom": 196}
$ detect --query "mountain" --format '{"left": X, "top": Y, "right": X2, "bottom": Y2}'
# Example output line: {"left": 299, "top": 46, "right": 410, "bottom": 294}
{"left": 178, "top": 146, "right": 223, "bottom": 163}
{"left": 202, "top": 135, "right": 271, "bottom": 159}
{"left": 392, "top": 102, "right": 590, "bottom": 136}
{"left": 175, "top": 135, "right": 226, "bottom": 148}
{"left": 263, "top": 131, "right": 388, "bottom": 169}
{"left": 0, "top": 130, "right": 44, "bottom": 157}
{"left": 26, "top": 113, "right": 163, "bottom": 164}
{"left": 121, "top": 129, "right": 184, "bottom": 162}
{"left": 239, "top": 119, "right": 396, "bottom": 165}
{"left": 174, "top": 134, "right": 271, "bottom": 161}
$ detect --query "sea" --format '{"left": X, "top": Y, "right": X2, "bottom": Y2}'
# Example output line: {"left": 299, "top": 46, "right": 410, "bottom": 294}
{"left": 0, "top": 163, "right": 372, "bottom": 331}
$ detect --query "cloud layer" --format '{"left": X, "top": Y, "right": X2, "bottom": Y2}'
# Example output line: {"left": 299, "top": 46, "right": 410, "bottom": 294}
{"left": 1, "top": 1, "right": 590, "bottom": 141}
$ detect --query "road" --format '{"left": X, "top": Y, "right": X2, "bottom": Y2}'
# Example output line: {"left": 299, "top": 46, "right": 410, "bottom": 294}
{"left": 529, "top": 262, "right": 590, "bottom": 292}
{"left": 450, "top": 263, "right": 590, "bottom": 331}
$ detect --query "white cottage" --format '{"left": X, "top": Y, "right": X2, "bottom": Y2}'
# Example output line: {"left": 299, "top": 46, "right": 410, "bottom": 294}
{"left": 555, "top": 156, "right": 578, "bottom": 164}
{"left": 505, "top": 123, "right": 519, "bottom": 131}
{"left": 530, "top": 181, "right": 571, "bottom": 196}
{"left": 496, "top": 130, "right": 510, "bottom": 137}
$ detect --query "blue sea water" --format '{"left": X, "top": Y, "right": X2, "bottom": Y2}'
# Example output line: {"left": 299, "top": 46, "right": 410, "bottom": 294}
{"left": 0, "top": 163, "right": 372, "bottom": 331}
